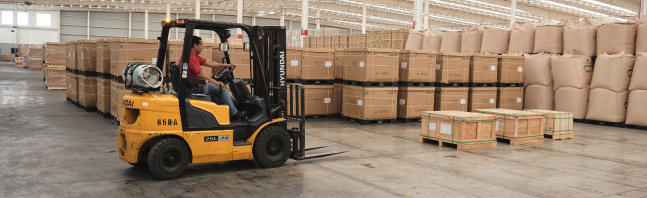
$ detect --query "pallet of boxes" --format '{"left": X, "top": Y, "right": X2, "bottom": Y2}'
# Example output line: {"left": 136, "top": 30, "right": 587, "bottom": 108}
{"left": 65, "top": 41, "right": 79, "bottom": 106}
{"left": 110, "top": 38, "right": 159, "bottom": 122}
{"left": 96, "top": 38, "right": 112, "bottom": 118}
{"left": 473, "top": 109, "right": 546, "bottom": 145}
{"left": 343, "top": 45, "right": 399, "bottom": 124}
{"left": 2, "top": 51, "right": 10, "bottom": 61}
{"left": 77, "top": 39, "right": 99, "bottom": 112}
{"left": 420, "top": 111, "right": 498, "bottom": 150}
{"left": 44, "top": 42, "right": 66, "bottom": 90}
{"left": 14, "top": 57, "right": 24, "bottom": 68}
{"left": 497, "top": 54, "right": 525, "bottom": 110}
{"left": 27, "top": 45, "right": 43, "bottom": 71}
{"left": 299, "top": 43, "right": 336, "bottom": 118}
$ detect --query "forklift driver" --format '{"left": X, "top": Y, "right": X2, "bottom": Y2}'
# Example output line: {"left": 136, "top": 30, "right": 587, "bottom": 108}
{"left": 182, "top": 35, "right": 247, "bottom": 119}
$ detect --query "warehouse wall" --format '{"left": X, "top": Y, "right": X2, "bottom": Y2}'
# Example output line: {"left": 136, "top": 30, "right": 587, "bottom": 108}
{"left": 0, "top": 8, "right": 59, "bottom": 44}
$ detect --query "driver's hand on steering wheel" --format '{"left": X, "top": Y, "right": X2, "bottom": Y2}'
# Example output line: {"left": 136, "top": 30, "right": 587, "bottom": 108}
{"left": 226, "top": 64, "right": 236, "bottom": 68}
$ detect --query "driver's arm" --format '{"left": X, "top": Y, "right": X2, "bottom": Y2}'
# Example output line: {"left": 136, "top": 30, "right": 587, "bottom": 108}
{"left": 196, "top": 71, "right": 221, "bottom": 86}
{"left": 202, "top": 60, "right": 235, "bottom": 68}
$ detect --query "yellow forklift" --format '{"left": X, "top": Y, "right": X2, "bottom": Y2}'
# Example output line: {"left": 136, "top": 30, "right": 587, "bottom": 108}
{"left": 117, "top": 18, "right": 348, "bottom": 180}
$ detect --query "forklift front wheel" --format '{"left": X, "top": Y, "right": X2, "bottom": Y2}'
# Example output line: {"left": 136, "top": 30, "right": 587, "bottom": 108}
{"left": 253, "top": 126, "right": 291, "bottom": 168}
{"left": 147, "top": 138, "right": 190, "bottom": 180}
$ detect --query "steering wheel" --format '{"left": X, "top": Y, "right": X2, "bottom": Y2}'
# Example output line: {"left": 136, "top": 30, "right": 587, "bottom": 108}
{"left": 214, "top": 66, "right": 236, "bottom": 81}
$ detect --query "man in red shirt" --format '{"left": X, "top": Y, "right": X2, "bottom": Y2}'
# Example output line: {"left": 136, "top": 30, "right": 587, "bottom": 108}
{"left": 182, "top": 36, "right": 247, "bottom": 119}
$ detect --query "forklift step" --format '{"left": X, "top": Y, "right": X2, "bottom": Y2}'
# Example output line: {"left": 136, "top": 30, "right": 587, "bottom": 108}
{"left": 233, "top": 141, "right": 252, "bottom": 146}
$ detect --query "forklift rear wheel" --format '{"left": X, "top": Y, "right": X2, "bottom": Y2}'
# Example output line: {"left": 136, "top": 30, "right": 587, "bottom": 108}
{"left": 147, "top": 138, "right": 190, "bottom": 180}
{"left": 253, "top": 126, "right": 291, "bottom": 168}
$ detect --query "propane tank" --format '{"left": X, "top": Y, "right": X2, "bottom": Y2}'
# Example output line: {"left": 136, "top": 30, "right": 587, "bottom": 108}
{"left": 122, "top": 63, "right": 164, "bottom": 89}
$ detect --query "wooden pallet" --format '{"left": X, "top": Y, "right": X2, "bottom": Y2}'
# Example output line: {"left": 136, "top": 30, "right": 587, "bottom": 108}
{"left": 498, "top": 136, "right": 545, "bottom": 145}
{"left": 420, "top": 136, "right": 497, "bottom": 150}
{"left": 46, "top": 86, "right": 66, "bottom": 90}
{"left": 544, "top": 133, "right": 574, "bottom": 140}
{"left": 397, "top": 117, "right": 422, "bottom": 123}
{"left": 343, "top": 116, "right": 396, "bottom": 125}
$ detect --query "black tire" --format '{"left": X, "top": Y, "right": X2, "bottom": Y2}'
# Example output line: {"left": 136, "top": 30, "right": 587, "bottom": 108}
{"left": 147, "top": 138, "right": 190, "bottom": 180}
{"left": 252, "top": 126, "right": 291, "bottom": 168}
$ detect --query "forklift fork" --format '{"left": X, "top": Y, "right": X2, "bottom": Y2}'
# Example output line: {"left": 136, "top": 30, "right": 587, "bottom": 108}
{"left": 287, "top": 84, "right": 350, "bottom": 160}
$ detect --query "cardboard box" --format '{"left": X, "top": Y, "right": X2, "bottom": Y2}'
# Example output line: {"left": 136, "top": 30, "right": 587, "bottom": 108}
{"left": 357, "top": 34, "right": 368, "bottom": 43}
{"left": 436, "top": 53, "right": 470, "bottom": 84}
{"left": 77, "top": 39, "right": 97, "bottom": 72}
{"left": 301, "top": 48, "right": 335, "bottom": 80}
{"left": 66, "top": 73, "right": 79, "bottom": 102}
{"left": 287, "top": 47, "right": 302, "bottom": 79}
{"left": 332, "top": 35, "right": 340, "bottom": 48}
{"left": 397, "top": 87, "right": 435, "bottom": 118}
{"left": 27, "top": 58, "right": 43, "bottom": 70}
{"left": 44, "top": 42, "right": 66, "bottom": 65}
{"left": 324, "top": 36, "right": 332, "bottom": 48}
{"left": 497, "top": 87, "right": 523, "bottom": 110}
{"left": 111, "top": 81, "right": 131, "bottom": 121}
{"left": 497, "top": 55, "right": 524, "bottom": 84}
{"left": 399, "top": 50, "right": 436, "bottom": 82}
{"left": 380, "top": 40, "right": 392, "bottom": 49}
{"left": 97, "top": 78, "right": 111, "bottom": 112}
{"left": 167, "top": 39, "right": 184, "bottom": 65}
{"left": 213, "top": 44, "right": 251, "bottom": 79}
{"left": 468, "top": 87, "right": 497, "bottom": 112}
{"left": 78, "top": 76, "right": 98, "bottom": 107}
{"left": 29, "top": 48, "right": 43, "bottom": 57}
{"left": 324, "top": 28, "right": 339, "bottom": 36}
{"left": 345, "top": 48, "right": 399, "bottom": 82}
{"left": 369, "top": 40, "right": 380, "bottom": 48}
{"left": 201, "top": 39, "right": 215, "bottom": 77}
{"left": 314, "top": 29, "right": 324, "bottom": 36}
{"left": 333, "top": 83, "right": 343, "bottom": 114}
{"left": 343, "top": 85, "right": 397, "bottom": 120}
{"left": 96, "top": 38, "right": 111, "bottom": 74}
{"left": 338, "top": 35, "right": 348, "bottom": 49}
{"left": 65, "top": 41, "right": 77, "bottom": 70}
{"left": 420, "top": 111, "right": 497, "bottom": 150}
{"left": 302, "top": 37, "right": 310, "bottom": 48}
{"left": 469, "top": 54, "right": 498, "bottom": 83}
{"left": 45, "top": 66, "right": 66, "bottom": 88}
{"left": 586, "top": 88, "right": 629, "bottom": 122}
{"left": 110, "top": 38, "right": 159, "bottom": 77}
{"left": 334, "top": 48, "right": 346, "bottom": 80}
{"left": 435, "top": 87, "right": 468, "bottom": 111}
{"left": 303, "top": 85, "right": 335, "bottom": 116}
{"left": 369, "top": 32, "right": 381, "bottom": 41}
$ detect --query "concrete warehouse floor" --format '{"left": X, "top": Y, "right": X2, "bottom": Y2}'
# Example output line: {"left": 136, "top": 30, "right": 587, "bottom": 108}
{"left": 2, "top": 62, "right": 647, "bottom": 198}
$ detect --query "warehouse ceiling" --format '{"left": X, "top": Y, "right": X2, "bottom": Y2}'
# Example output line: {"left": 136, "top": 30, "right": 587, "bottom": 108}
{"left": 3, "top": 0, "right": 643, "bottom": 31}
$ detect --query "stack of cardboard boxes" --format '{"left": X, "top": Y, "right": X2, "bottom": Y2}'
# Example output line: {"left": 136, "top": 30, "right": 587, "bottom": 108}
{"left": 343, "top": 48, "right": 400, "bottom": 122}
{"left": 467, "top": 54, "right": 498, "bottom": 112}
{"left": 435, "top": 53, "right": 470, "bottom": 111}
{"left": 496, "top": 55, "right": 525, "bottom": 110}
{"left": 96, "top": 38, "right": 112, "bottom": 116}
{"left": 77, "top": 39, "right": 98, "bottom": 111}
{"left": 397, "top": 50, "right": 436, "bottom": 121}
{"left": 65, "top": 41, "right": 79, "bottom": 106}
{"left": 110, "top": 38, "right": 159, "bottom": 120}
{"left": 44, "top": 42, "right": 66, "bottom": 89}
{"left": 27, "top": 46, "right": 43, "bottom": 70}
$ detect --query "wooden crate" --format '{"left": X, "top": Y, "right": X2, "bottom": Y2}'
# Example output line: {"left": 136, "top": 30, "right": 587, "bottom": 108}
{"left": 14, "top": 57, "right": 24, "bottom": 63}
{"left": 14, "top": 62, "right": 23, "bottom": 67}
{"left": 473, "top": 108, "right": 546, "bottom": 145}
{"left": 526, "top": 109, "right": 574, "bottom": 140}
{"left": 420, "top": 111, "right": 498, "bottom": 150}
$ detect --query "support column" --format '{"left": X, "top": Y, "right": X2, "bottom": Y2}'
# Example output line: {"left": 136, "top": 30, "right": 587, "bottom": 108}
{"left": 424, "top": 0, "right": 429, "bottom": 29}
{"left": 87, "top": 11, "right": 90, "bottom": 39}
{"left": 414, "top": 0, "right": 423, "bottom": 30}
{"left": 510, "top": 0, "right": 517, "bottom": 27}
{"left": 362, "top": 0, "right": 366, "bottom": 34}
{"left": 144, "top": 9, "right": 149, "bottom": 39}
{"left": 280, "top": 8, "right": 285, "bottom": 26}
{"left": 641, "top": 0, "right": 646, "bottom": 19}
{"left": 212, "top": 14, "right": 216, "bottom": 38}
{"left": 128, "top": 12, "right": 132, "bottom": 38}
{"left": 316, "top": 5, "right": 320, "bottom": 29}
{"left": 252, "top": 16, "right": 256, "bottom": 26}
{"left": 166, "top": 1, "right": 170, "bottom": 18}
{"left": 301, "top": 0, "right": 309, "bottom": 47}
{"left": 237, "top": 0, "right": 243, "bottom": 39}
{"left": 175, "top": 13, "right": 179, "bottom": 39}
{"left": 195, "top": 0, "right": 200, "bottom": 36}
{"left": 289, "top": 20, "right": 293, "bottom": 31}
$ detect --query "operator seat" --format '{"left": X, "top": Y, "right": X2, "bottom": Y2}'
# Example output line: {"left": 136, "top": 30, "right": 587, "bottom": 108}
{"left": 169, "top": 62, "right": 215, "bottom": 102}
{"left": 228, "top": 78, "right": 251, "bottom": 103}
